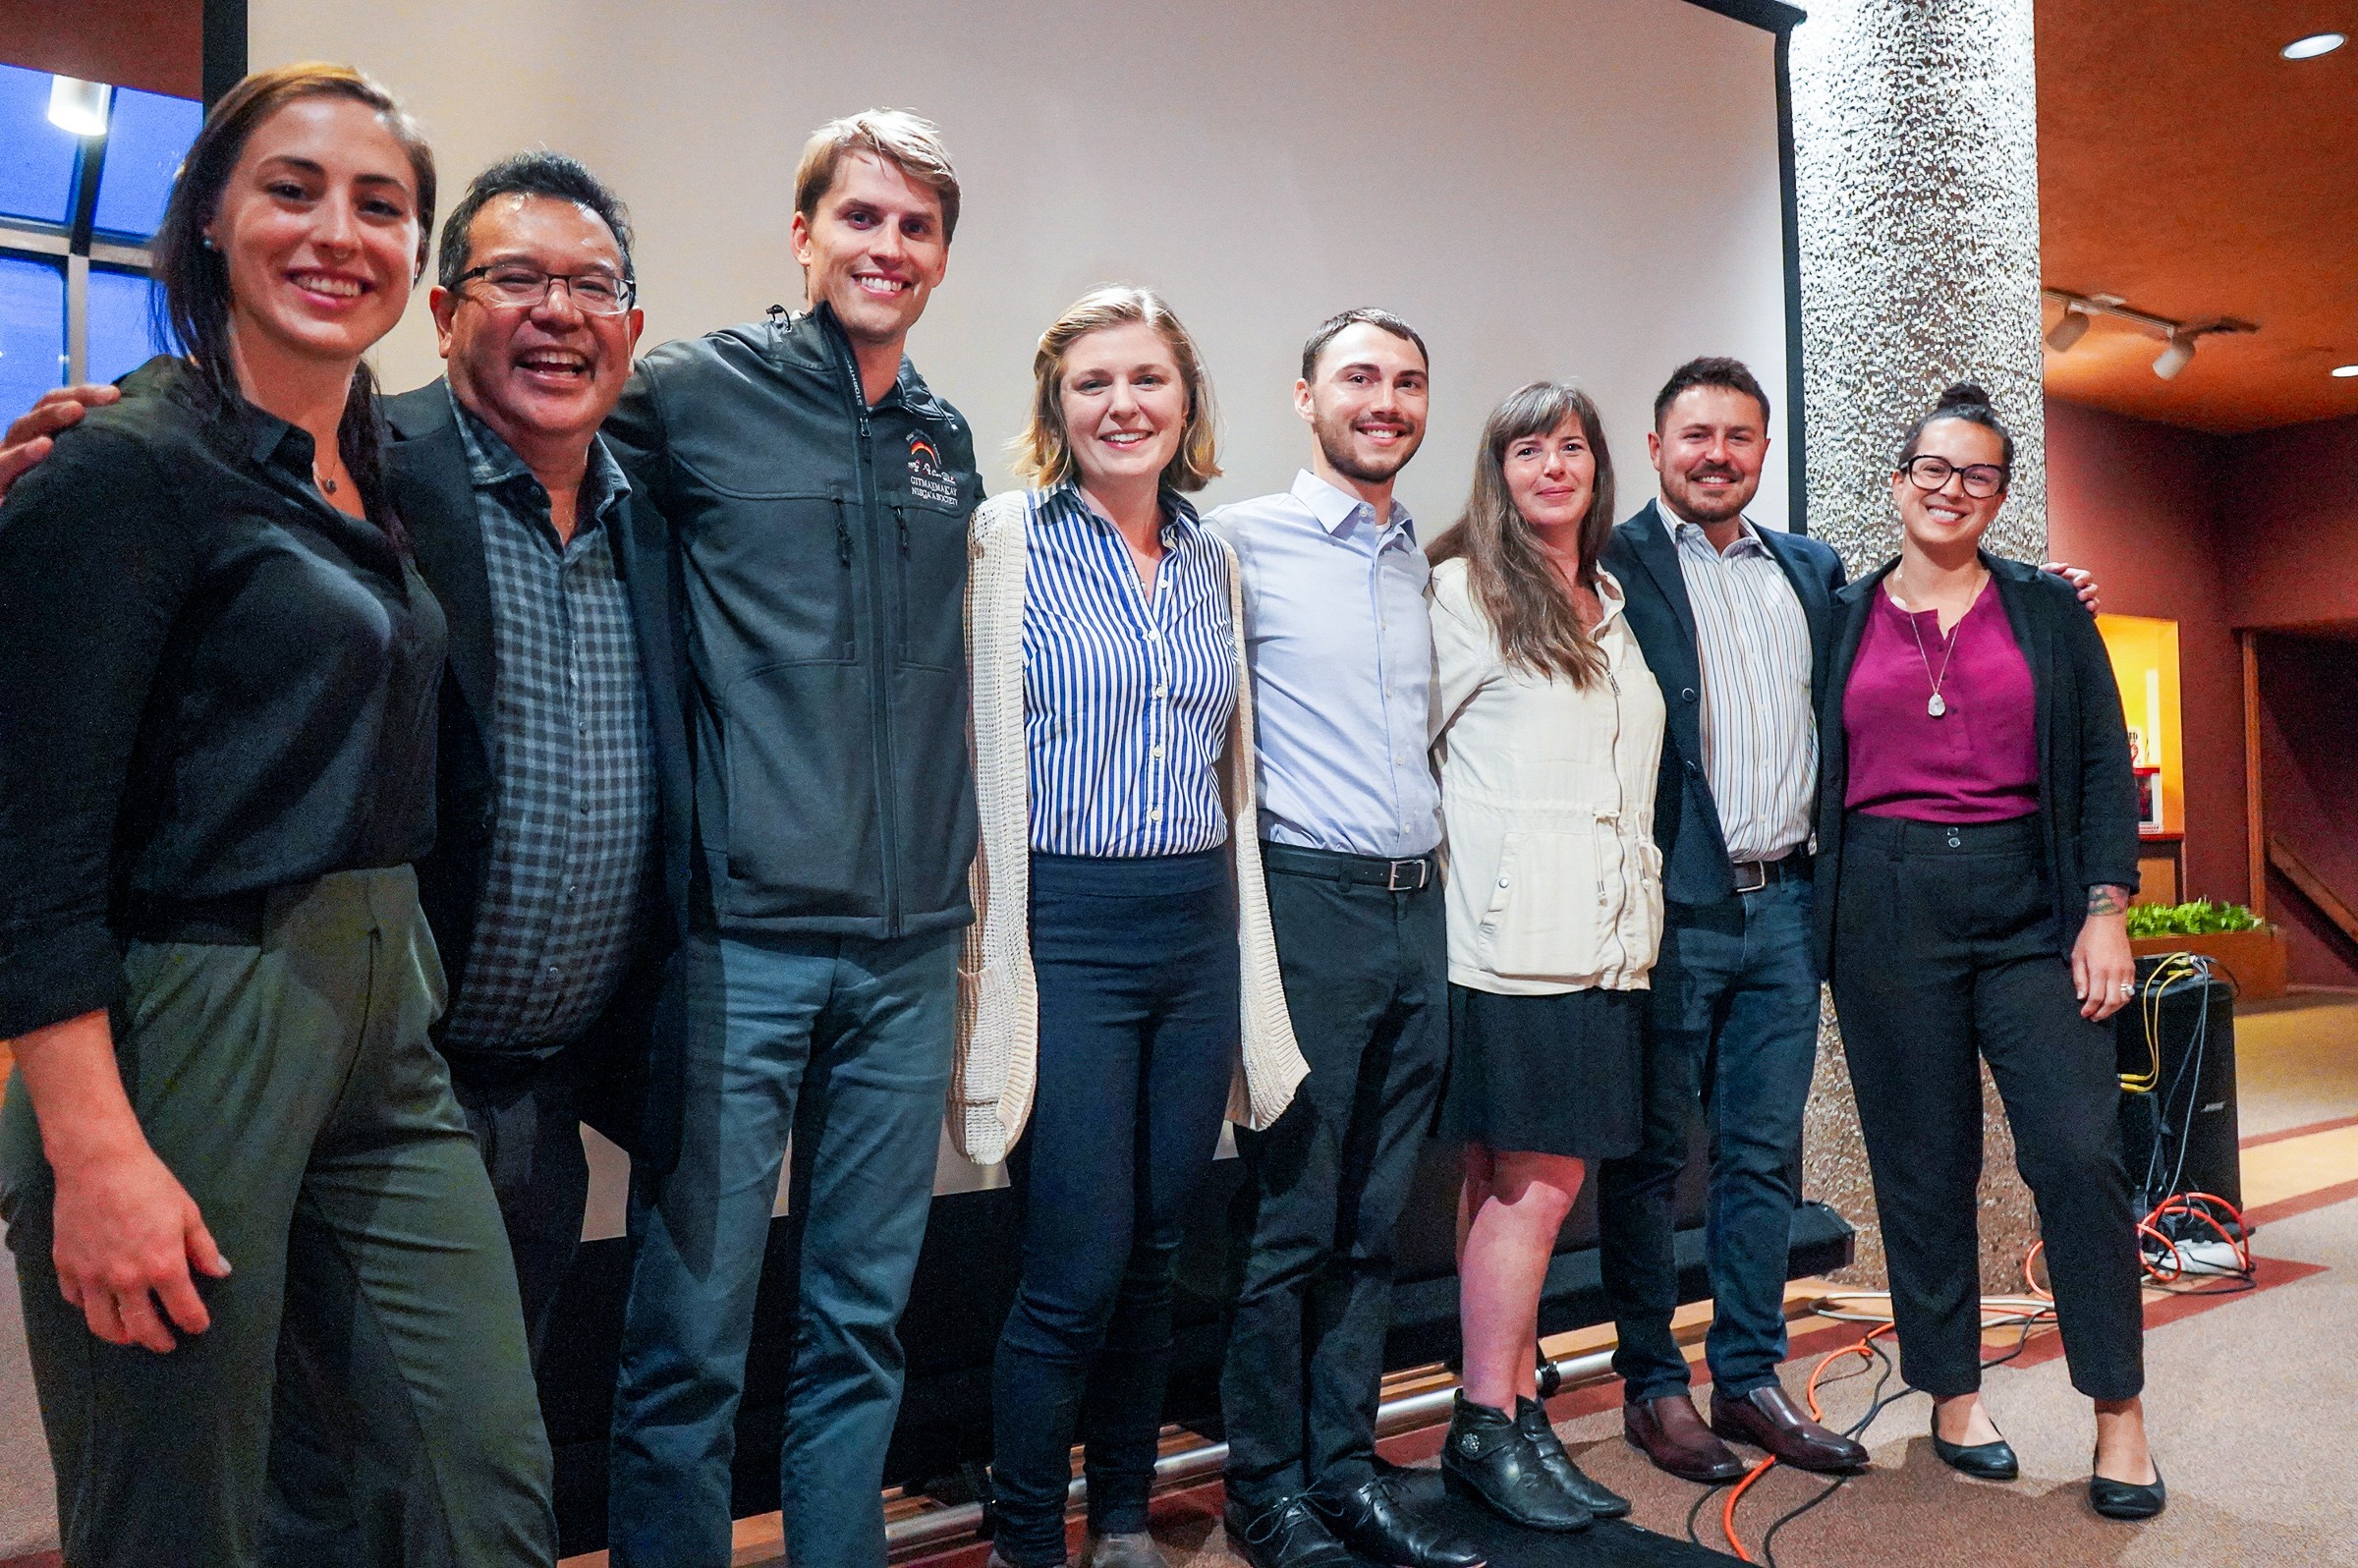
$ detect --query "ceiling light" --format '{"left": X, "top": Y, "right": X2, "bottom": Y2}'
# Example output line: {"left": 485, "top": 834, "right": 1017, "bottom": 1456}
{"left": 2281, "top": 32, "right": 2346, "bottom": 59}
{"left": 2333, "top": 365, "right": 2358, "bottom": 378}
{"left": 46, "top": 76, "right": 110, "bottom": 137}
{"left": 2046, "top": 305, "right": 2092, "bottom": 354}
{"left": 2153, "top": 334, "right": 2196, "bottom": 380}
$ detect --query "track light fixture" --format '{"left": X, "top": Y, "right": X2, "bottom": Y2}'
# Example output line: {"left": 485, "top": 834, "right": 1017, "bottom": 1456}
{"left": 2040, "top": 288, "right": 2256, "bottom": 381}
{"left": 2045, "top": 303, "right": 2091, "bottom": 354}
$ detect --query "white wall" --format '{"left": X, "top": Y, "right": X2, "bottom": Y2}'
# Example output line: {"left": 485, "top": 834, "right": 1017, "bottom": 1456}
{"left": 254, "top": 0, "right": 1791, "bottom": 531}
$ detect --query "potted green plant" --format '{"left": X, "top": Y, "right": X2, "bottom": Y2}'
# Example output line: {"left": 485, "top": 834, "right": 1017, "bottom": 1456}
{"left": 2125, "top": 899, "right": 2287, "bottom": 998}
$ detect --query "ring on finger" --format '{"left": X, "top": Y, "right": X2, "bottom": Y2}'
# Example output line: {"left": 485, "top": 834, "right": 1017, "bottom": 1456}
{"left": 2117, "top": 980, "right": 2135, "bottom": 997}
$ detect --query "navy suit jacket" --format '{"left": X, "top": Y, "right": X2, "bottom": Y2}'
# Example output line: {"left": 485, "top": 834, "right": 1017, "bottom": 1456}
{"left": 1600, "top": 500, "right": 1848, "bottom": 907}
{"left": 386, "top": 379, "right": 692, "bottom": 1158}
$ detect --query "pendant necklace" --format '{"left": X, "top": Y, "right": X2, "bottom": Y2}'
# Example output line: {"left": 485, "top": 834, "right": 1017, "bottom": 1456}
{"left": 313, "top": 464, "right": 340, "bottom": 496}
{"left": 1899, "top": 586, "right": 1962, "bottom": 718}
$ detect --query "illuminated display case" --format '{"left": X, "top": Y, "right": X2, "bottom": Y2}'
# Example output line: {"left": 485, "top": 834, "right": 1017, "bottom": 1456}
{"left": 2098, "top": 613, "right": 2184, "bottom": 903}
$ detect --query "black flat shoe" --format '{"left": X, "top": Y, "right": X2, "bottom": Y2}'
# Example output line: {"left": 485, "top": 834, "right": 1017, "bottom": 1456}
{"left": 2089, "top": 1463, "right": 2166, "bottom": 1520}
{"left": 1929, "top": 1414, "right": 2018, "bottom": 1481}
{"left": 1516, "top": 1397, "right": 1631, "bottom": 1518}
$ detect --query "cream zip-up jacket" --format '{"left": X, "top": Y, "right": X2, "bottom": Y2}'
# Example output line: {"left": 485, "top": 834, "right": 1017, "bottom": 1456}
{"left": 1431, "top": 557, "right": 1668, "bottom": 995}
{"left": 949, "top": 492, "right": 1308, "bottom": 1164}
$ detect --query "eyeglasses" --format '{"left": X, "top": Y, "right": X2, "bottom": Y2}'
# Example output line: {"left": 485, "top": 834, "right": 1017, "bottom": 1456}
{"left": 454, "top": 264, "right": 637, "bottom": 315}
{"left": 1898, "top": 455, "right": 2009, "bottom": 499}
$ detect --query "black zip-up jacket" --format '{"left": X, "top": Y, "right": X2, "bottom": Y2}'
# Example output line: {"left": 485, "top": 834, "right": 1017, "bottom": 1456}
{"left": 602, "top": 304, "right": 984, "bottom": 939}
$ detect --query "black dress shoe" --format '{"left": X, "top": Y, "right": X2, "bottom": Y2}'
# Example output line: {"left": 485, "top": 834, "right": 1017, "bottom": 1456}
{"left": 1313, "top": 1474, "right": 1486, "bottom": 1568}
{"left": 1515, "top": 1397, "right": 1631, "bottom": 1518}
{"left": 1929, "top": 1413, "right": 2019, "bottom": 1481}
{"left": 1223, "top": 1495, "right": 1358, "bottom": 1568}
{"left": 1440, "top": 1392, "right": 1592, "bottom": 1532}
{"left": 2089, "top": 1463, "right": 2166, "bottom": 1520}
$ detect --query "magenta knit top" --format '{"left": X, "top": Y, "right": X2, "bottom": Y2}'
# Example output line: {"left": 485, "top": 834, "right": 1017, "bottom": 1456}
{"left": 1843, "top": 583, "right": 2040, "bottom": 823}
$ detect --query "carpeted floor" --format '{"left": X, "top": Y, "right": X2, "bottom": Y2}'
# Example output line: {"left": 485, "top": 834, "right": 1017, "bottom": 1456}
{"left": 6, "top": 993, "right": 2357, "bottom": 1568}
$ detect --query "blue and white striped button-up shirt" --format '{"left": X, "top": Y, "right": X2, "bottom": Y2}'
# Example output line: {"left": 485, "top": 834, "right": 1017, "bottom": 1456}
{"left": 1023, "top": 483, "right": 1238, "bottom": 857}
{"left": 1672, "top": 514, "right": 1816, "bottom": 863}
{"left": 1209, "top": 470, "right": 1441, "bottom": 859}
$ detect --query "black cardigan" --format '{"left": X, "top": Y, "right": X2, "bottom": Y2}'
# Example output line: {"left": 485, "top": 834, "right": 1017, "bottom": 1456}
{"left": 1811, "top": 552, "right": 2141, "bottom": 979}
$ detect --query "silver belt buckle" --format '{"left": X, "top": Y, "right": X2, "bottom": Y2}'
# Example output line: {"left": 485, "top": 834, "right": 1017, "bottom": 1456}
{"left": 1731, "top": 859, "right": 1770, "bottom": 894}
{"left": 1387, "top": 858, "right": 1428, "bottom": 892}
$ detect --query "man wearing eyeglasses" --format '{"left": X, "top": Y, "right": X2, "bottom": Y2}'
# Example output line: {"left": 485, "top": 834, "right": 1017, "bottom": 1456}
{"left": 382, "top": 149, "right": 674, "bottom": 1369}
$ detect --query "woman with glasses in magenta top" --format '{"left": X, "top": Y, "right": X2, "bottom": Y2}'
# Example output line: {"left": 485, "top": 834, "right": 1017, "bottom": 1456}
{"left": 1810, "top": 382, "right": 2159, "bottom": 1521}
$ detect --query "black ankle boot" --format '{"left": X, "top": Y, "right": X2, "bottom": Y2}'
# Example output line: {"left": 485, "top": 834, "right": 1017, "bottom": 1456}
{"left": 1441, "top": 1392, "right": 1592, "bottom": 1532}
{"left": 1515, "top": 1397, "right": 1631, "bottom": 1518}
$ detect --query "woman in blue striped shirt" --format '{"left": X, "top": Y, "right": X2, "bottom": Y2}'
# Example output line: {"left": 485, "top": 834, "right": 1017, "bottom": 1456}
{"left": 959, "top": 287, "right": 1305, "bottom": 1568}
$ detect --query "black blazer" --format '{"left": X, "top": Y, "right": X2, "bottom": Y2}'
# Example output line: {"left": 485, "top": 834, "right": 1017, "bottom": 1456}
{"left": 1810, "top": 552, "right": 2141, "bottom": 979}
{"left": 1600, "top": 500, "right": 1848, "bottom": 907}
{"left": 386, "top": 380, "right": 693, "bottom": 1153}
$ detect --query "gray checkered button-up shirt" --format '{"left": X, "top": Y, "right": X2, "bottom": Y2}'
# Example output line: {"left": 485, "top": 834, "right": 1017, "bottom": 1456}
{"left": 438, "top": 391, "right": 655, "bottom": 1053}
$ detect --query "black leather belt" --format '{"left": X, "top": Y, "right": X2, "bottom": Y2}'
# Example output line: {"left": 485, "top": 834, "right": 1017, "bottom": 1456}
{"left": 1730, "top": 851, "right": 1810, "bottom": 895}
{"left": 1262, "top": 842, "right": 1436, "bottom": 892}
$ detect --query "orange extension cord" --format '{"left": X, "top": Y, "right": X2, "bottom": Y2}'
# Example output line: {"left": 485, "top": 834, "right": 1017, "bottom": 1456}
{"left": 1713, "top": 1191, "right": 2251, "bottom": 1562}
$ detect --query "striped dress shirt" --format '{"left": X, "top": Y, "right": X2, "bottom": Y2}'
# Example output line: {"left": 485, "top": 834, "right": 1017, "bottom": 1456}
{"left": 1672, "top": 516, "right": 1816, "bottom": 863}
{"left": 1023, "top": 483, "right": 1238, "bottom": 857}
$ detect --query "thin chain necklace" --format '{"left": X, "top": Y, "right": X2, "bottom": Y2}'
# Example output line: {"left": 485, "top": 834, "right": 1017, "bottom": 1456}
{"left": 1893, "top": 567, "right": 1981, "bottom": 718}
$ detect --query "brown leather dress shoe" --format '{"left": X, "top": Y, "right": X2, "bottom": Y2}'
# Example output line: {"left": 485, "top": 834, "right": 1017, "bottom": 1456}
{"left": 1710, "top": 1384, "right": 1869, "bottom": 1473}
{"left": 1623, "top": 1393, "right": 1748, "bottom": 1484}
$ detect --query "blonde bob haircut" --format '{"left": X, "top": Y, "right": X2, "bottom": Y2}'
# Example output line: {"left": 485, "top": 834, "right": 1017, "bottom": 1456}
{"left": 1013, "top": 286, "right": 1222, "bottom": 494}
{"left": 794, "top": 108, "right": 962, "bottom": 243}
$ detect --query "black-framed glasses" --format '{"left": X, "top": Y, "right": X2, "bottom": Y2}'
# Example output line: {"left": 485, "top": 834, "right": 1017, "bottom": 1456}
{"left": 454, "top": 263, "right": 637, "bottom": 315}
{"left": 1898, "top": 454, "right": 2009, "bottom": 498}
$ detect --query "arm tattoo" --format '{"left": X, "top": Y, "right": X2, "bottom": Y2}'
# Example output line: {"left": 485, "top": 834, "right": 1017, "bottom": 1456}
{"left": 2087, "top": 884, "right": 2130, "bottom": 917}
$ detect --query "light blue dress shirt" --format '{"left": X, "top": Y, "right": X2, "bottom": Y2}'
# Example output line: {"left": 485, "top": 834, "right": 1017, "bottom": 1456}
{"left": 1209, "top": 469, "right": 1442, "bottom": 858}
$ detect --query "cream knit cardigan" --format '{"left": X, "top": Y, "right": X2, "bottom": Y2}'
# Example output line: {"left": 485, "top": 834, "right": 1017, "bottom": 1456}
{"left": 949, "top": 491, "right": 1308, "bottom": 1165}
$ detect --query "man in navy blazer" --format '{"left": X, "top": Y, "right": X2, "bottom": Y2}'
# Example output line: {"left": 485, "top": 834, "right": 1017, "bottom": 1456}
{"left": 1595, "top": 359, "right": 1869, "bottom": 1482}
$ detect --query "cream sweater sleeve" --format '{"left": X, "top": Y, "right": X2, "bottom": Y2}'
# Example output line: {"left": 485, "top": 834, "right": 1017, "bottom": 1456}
{"left": 949, "top": 493, "right": 1037, "bottom": 1164}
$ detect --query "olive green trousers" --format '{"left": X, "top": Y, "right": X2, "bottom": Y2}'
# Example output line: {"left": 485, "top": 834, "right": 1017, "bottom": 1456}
{"left": 1, "top": 867, "right": 555, "bottom": 1568}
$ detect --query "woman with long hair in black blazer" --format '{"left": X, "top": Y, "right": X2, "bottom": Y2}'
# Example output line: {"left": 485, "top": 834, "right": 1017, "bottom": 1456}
{"left": 1812, "top": 382, "right": 2161, "bottom": 1520}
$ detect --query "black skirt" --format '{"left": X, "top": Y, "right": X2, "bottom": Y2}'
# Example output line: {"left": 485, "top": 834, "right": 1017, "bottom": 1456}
{"left": 1439, "top": 983, "right": 1644, "bottom": 1158}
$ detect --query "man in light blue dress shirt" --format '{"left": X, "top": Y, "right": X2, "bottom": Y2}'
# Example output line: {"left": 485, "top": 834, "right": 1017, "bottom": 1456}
{"left": 1207, "top": 311, "right": 1482, "bottom": 1568}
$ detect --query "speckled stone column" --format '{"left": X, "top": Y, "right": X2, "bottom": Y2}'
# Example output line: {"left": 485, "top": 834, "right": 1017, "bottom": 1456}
{"left": 1788, "top": 0, "right": 2049, "bottom": 1293}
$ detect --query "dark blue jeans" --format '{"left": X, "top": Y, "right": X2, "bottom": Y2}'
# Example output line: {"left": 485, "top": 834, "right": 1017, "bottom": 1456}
{"left": 1598, "top": 875, "right": 1820, "bottom": 1402}
{"left": 989, "top": 851, "right": 1239, "bottom": 1567}
{"left": 606, "top": 925, "right": 958, "bottom": 1568}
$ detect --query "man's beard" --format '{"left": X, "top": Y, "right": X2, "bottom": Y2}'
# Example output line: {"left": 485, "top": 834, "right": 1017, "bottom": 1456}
{"left": 1667, "top": 467, "right": 1754, "bottom": 523}
{"left": 1315, "top": 407, "right": 1422, "bottom": 484}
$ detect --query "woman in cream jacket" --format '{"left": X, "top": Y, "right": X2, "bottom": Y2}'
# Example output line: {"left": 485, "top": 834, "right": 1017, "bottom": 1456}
{"left": 1428, "top": 381, "right": 1666, "bottom": 1532}
{"left": 950, "top": 287, "right": 1304, "bottom": 1568}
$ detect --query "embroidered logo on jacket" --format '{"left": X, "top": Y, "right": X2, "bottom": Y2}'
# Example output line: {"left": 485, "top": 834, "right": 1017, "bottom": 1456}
{"left": 907, "top": 434, "right": 960, "bottom": 507}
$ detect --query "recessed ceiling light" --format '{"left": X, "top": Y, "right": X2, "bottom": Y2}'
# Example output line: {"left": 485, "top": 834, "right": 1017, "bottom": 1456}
{"left": 2333, "top": 364, "right": 2358, "bottom": 378}
{"left": 2281, "top": 32, "right": 2346, "bottom": 59}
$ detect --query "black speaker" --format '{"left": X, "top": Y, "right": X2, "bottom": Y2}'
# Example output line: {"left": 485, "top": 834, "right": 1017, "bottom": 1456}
{"left": 2115, "top": 953, "right": 2241, "bottom": 1217}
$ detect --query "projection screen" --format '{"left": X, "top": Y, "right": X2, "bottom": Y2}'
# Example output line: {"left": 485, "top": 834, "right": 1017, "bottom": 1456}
{"left": 249, "top": 0, "right": 1798, "bottom": 1222}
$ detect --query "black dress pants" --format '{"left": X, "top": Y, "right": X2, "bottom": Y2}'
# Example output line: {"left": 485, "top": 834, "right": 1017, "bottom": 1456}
{"left": 1220, "top": 848, "right": 1449, "bottom": 1508}
{"left": 1830, "top": 812, "right": 2143, "bottom": 1402}
{"left": 988, "top": 852, "right": 1239, "bottom": 1566}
